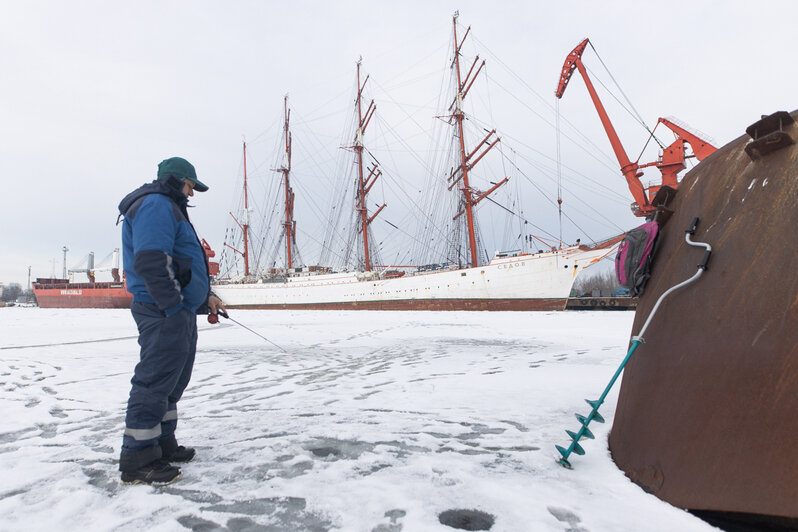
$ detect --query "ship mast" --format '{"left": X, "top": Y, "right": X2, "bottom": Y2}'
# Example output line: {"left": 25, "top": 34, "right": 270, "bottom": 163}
{"left": 448, "top": 12, "right": 508, "bottom": 267}
{"left": 242, "top": 141, "right": 251, "bottom": 276}
{"left": 226, "top": 141, "right": 251, "bottom": 276}
{"left": 279, "top": 95, "right": 295, "bottom": 270}
{"left": 353, "top": 58, "right": 385, "bottom": 271}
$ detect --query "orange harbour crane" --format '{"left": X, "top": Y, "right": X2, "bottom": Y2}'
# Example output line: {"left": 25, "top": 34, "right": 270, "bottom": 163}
{"left": 555, "top": 38, "right": 717, "bottom": 217}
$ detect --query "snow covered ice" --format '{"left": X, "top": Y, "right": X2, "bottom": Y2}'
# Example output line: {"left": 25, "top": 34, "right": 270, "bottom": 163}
{"left": 0, "top": 308, "right": 717, "bottom": 531}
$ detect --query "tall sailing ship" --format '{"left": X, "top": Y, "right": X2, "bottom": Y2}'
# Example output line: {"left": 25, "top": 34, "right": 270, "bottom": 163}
{"left": 212, "top": 14, "right": 613, "bottom": 311}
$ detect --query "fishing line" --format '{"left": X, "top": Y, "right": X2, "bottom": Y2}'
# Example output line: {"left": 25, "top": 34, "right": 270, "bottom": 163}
{"left": 213, "top": 310, "right": 289, "bottom": 354}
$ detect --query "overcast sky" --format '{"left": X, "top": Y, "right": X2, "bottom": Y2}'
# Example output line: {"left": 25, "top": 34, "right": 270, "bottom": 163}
{"left": 1, "top": 1, "right": 795, "bottom": 286}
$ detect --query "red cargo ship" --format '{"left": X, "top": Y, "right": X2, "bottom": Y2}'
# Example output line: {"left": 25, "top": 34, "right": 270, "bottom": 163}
{"left": 32, "top": 276, "right": 133, "bottom": 308}
{"left": 32, "top": 241, "right": 219, "bottom": 309}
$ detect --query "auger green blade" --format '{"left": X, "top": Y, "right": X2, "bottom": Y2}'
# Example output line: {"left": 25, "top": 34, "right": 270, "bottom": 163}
{"left": 566, "top": 427, "right": 596, "bottom": 441}
{"left": 572, "top": 442, "right": 585, "bottom": 455}
{"left": 556, "top": 445, "right": 570, "bottom": 458}
{"left": 585, "top": 399, "right": 601, "bottom": 409}
{"left": 592, "top": 411, "right": 605, "bottom": 423}
{"left": 575, "top": 413, "right": 588, "bottom": 425}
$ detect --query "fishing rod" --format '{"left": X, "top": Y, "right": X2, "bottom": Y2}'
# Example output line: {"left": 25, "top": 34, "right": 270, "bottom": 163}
{"left": 208, "top": 309, "right": 289, "bottom": 354}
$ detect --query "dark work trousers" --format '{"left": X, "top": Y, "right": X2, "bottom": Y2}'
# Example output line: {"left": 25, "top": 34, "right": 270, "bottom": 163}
{"left": 122, "top": 301, "right": 197, "bottom": 454}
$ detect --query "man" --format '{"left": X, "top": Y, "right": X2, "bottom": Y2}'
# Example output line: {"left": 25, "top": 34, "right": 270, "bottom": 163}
{"left": 117, "top": 156, "right": 225, "bottom": 485}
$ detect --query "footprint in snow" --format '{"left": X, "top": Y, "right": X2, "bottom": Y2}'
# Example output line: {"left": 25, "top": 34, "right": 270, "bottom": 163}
{"left": 49, "top": 406, "right": 68, "bottom": 419}
{"left": 372, "top": 509, "right": 407, "bottom": 531}
{"left": 25, "top": 397, "right": 41, "bottom": 408}
{"left": 547, "top": 506, "right": 589, "bottom": 532}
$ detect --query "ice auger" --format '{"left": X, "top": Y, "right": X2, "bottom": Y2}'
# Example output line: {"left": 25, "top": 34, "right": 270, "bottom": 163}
{"left": 556, "top": 217, "right": 712, "bottom": 468}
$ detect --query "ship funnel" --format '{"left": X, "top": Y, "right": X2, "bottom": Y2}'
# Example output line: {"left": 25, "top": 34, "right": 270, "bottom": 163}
{"left": 87, "top": 252, "right": 95, "bottom": 282}
{"left": 112, "top": 248, "right": 121, "bottom": 283}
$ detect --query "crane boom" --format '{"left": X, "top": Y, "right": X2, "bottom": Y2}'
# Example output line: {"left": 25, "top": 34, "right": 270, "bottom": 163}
{"left": 555, "top": 38, "right": 649, "bottom": 215}
{"left": 555, "top": 38, "right": 588, "bottom": 99}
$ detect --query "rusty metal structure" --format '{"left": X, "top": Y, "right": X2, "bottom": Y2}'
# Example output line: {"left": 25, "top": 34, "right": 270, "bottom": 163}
{"left": 610, "top": 110, "right": 798, "bottom": 525}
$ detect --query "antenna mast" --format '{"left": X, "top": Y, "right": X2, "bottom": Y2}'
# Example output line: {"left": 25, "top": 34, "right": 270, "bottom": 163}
{"left": 448, "top": 12, "right": 508, "bottom": 267}
{"left": 62, "top": 246, "right": 69, "bottom": 279}
{"left": 353, "top": 58, "right": 385, "bottom": 271}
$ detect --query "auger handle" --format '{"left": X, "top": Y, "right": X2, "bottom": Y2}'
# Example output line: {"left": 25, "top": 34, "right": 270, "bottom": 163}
{"left": 686, "top": 217, "right": 700, "bottom": 235}
{"left": 699, "top": 249, "right": 712, "bottom": 270}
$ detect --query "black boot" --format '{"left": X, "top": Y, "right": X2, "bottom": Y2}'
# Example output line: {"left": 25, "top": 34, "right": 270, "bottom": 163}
{"left": 121, "top": 460, "right": 181, "bottom": 486}
{"left": 120, "top": 446, "right": 181, "bottom": 486}
{"left": 160, "top": 434, "right": 196, "bottom": 463}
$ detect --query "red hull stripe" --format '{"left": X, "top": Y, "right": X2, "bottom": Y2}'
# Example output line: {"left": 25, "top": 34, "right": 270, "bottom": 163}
{"left": 33, "top": 289, "right": 133, "bottom": 309}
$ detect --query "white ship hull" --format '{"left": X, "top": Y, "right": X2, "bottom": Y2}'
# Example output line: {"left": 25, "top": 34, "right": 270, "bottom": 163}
{"left": 213, "top": 246, "right": 608, "bottom": 311}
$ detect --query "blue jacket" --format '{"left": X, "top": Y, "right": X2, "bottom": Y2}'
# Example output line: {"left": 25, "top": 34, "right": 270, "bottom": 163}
{"left": 118, "top": 178, "right": 210, "bottom": 315}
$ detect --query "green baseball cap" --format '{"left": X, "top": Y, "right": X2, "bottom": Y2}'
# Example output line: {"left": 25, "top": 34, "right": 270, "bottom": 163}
{"left": 157, "top": 157, "right": 209, "bottom": 192}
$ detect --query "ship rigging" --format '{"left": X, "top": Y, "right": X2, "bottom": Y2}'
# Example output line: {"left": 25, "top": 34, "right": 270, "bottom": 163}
{"left": 212, "top": 13, "right": 616, "bottom": 311}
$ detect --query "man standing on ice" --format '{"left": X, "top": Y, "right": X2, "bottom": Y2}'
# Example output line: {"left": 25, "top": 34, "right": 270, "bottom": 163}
{"left": 117, "top": 157, "right": 226, "bottom": 485}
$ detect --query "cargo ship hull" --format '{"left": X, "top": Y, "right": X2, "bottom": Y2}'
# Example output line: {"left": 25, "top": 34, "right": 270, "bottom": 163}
{"left": 32, "top": 279, "right": 132, "bottom": 309}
